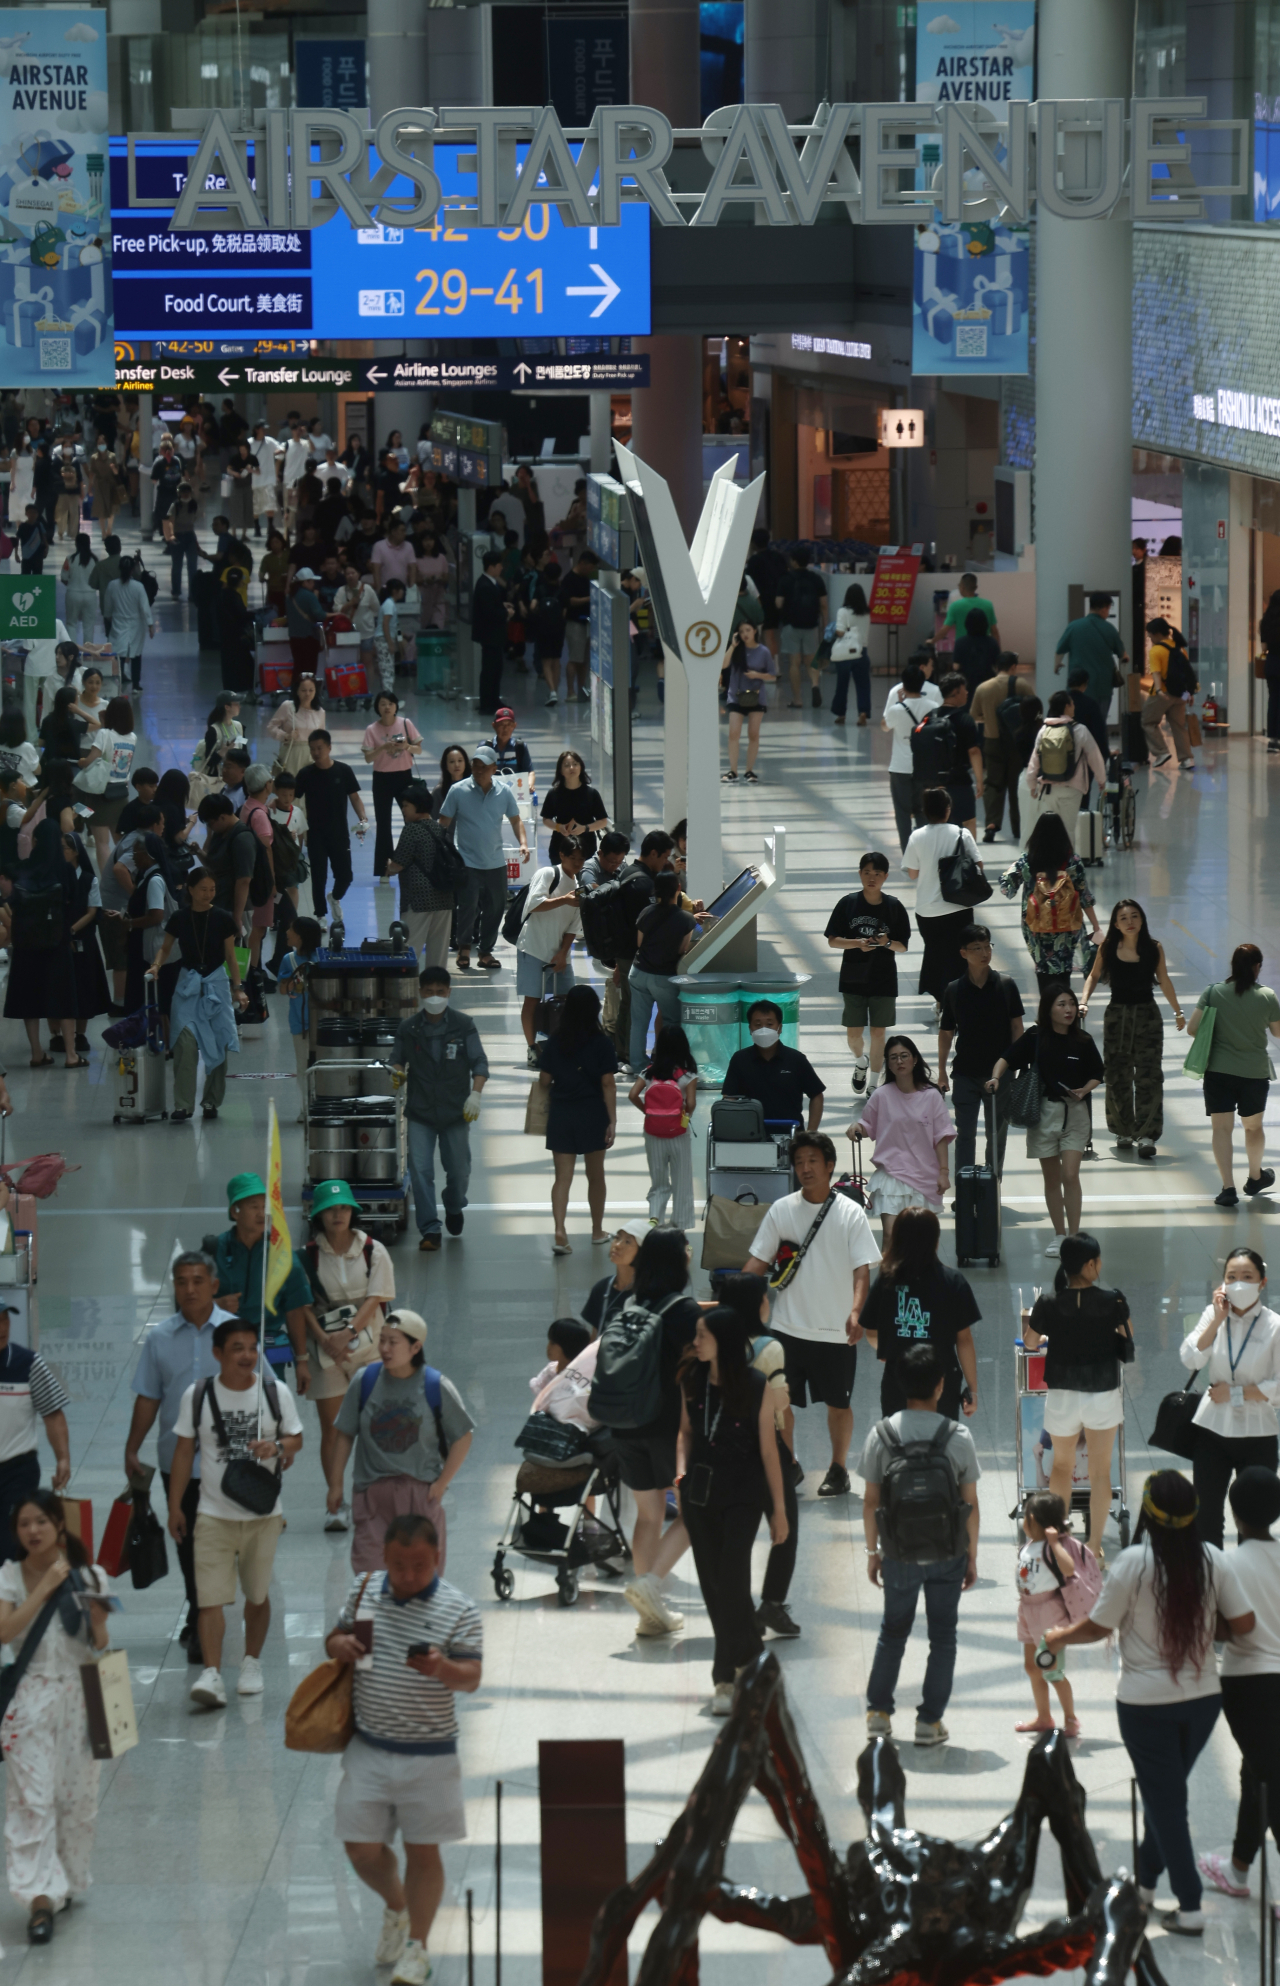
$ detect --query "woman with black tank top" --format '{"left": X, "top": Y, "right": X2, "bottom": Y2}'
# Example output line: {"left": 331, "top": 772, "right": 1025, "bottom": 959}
{"left": 677, "top": 1305, "right": 788, "bottom": 1717}
{"left": 1081, "top": 900, "right": 1185, "bottom": 1159}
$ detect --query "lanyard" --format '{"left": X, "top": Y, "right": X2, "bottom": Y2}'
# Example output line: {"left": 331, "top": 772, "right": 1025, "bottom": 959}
{"left": 1227, "top": 1311, "right": 1260, "bottom": 1380}
{"left": 703, "top": 1380, "right": 724, "bottom": 1446}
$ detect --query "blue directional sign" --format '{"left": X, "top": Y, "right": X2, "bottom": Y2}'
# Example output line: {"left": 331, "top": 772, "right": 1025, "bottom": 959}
{"left": 108, "top": 138, "right": 650, "bottom": 340}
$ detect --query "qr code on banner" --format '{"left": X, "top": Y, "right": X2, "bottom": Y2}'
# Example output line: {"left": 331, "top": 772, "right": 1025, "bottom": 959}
{"left": 38, "top": 336, "right": 72, "bottom": 371}
{"left": 956, "top": 324, "right": 988, "bottom": 359}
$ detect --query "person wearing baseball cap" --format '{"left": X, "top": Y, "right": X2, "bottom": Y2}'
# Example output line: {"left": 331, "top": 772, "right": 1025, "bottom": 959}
{"left": 482, "top": 706, "right": 533, "bottom": 777}
{"left": 286, "top": 564, "right": 324, "bottom": 695}
{"left": 438, "top": 746, "right": 529, "bottom": 971}
{"left": 204, "top": 1171, "right": 313, "bottom": 1384}
{"left": 0, "top": 1298, "right": 70, "bottom": 1561}
{"left": 581, "top": 1219, "right": 647, "bottom": 1335}
{"left": 302, "top": 1180, "right": 395, "bottom": 1533}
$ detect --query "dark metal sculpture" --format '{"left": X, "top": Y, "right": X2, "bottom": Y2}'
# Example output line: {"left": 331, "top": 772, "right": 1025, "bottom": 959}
{"left": 580, "top": 1652, "right": 1168, "bottom": 1986}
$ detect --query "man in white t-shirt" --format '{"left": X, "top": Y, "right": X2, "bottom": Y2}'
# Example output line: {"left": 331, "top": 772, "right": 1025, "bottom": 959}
{"left": 743, "top": 1131, "right": 881, "bottom": 1499}
{"left": 281, "top": 421, "right": 314, "bottom": 533}
{"left": 882, "top": 661, "right": 943, "bottom": 854}
{"left": 168, "top": 1318, "right": 303, "bottom": 1710}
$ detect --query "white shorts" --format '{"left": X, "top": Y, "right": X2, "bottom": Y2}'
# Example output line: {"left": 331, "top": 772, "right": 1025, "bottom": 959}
{"left": 335, "top": 1736, "right": 467, "bottom": 1846}
{"left": 1042, "top": 1386, "right": 1124, "bottom": 1436}
{"left": 866, "top": 1168, "right": 943, "bottom": 1220}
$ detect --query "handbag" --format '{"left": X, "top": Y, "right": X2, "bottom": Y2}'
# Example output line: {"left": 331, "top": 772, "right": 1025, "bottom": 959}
{"left": 1188, "top": 712, "right": 1203, "bottom": 747}
{"left": 937, "top": 827, "right": 993, "bottom": 908}
{"left": 80, "top": 1648, "right": 138, "bottom": 1759}
{"left": 524, "top": 1076, "right": 550, "bottom": 1136}
{"left": 284, "top": 1573, "right": 374, "bottom": 1753}
{"left": 514, "top": 1411, "right": 592, "bottom": 1464}
{"left": 700, "top": 1191, "right": 766, "bottom": 1271}
{"left": 1151, "top": 1381, "right": 1201, "bottom": 1460}
{"left": 1183, "top": 992, "right": 1216, "bottom": 1077}
{"left": 1008, "top": 1064, "right": 1043, "bottom": 1127}
{"left": 125, "top": 1493, "right": 169, "bottom": 1589}
{"left": 76, "top": 746, "right": 112, "bottom": 796}
{"left": 194, "top": 1377, "right": 284, "bottom": 1516}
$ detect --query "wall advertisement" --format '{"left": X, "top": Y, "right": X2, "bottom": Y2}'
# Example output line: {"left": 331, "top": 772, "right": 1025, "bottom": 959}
{"left": 911, "top": 2, "right": 1034, "bottom": 378}
{"left": 0, "top": 7, "right": 111, "bottom": 386}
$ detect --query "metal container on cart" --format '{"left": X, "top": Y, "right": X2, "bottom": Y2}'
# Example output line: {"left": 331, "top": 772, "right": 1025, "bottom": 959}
{"left": 312, "top": 1021, "right": 366, "bottom": 1098}
{"left": 306, "top": 942, "right": 420, "bottom": 1047}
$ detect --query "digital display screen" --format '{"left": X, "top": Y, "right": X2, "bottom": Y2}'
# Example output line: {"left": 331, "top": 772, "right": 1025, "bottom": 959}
{"left": 109, "top": 139, "right": 650, "bottom": 340}
{"left": 704, "top": 867, "right": 760, "bottom": 920}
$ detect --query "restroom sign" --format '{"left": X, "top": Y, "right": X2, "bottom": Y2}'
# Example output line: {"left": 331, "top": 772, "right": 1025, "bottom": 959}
{"left": 0, "top": 577, "right": 55, "bottom": 641}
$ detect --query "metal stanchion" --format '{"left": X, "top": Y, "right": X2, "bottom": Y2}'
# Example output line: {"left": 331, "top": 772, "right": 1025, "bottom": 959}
{"left": 1130, "top": 1778, "right": 1138, "bottom": 1870}
{"left": 1262, "top": 1783, "right": 1269, "bottom": 1986}
{"left": 495, "top": 1778, "right": 503, "bottom": 1986}
{"left": 467, "top": 1887, "right": 474, "bottom": 1986}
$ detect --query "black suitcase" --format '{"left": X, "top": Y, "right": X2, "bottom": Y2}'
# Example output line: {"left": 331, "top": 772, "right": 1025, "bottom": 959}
{"left": 955, "top": 1095, "right": 1001, "bottom": 1267}
{"left": 711, "top": 1095, "right": 766, "bottom": 1142}
{"left": 1124, "top": 709, "right": 1149, "bottom": 765}
{"left": 193, "top": 570, "right": 219, "bottom": 650}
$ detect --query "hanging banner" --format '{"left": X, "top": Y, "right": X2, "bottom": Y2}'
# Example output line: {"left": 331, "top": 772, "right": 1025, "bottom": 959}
{"left": 0, "top": 7, "right": 112, "bottom": 386}
{"left": 911, "top": 1, "right": 1034, "bottom": 377}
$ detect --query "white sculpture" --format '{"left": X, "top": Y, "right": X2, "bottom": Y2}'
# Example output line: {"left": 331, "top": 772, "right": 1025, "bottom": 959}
{"left": 611, "top": 440, "right": 766, "bottom": 903}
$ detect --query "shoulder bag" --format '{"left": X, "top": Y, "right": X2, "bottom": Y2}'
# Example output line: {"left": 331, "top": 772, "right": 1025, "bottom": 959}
{"left": 524, "top": 1075, "right": 550, "bottom": 1136}
{"left": 937, "top": 826, "right": 993, "bottom": 908}
{"left": 1008, "top": 1061, "right": 1042, "bottom": 1128}
{"left": 769, "top": 1189, "right": 839, "bottom": 1292}
{"left": 194, "top": 1376, "right": 284, "bottom": 1515}
{"left": 284, "top": 1572, "right": 375, "bottom": 1753}
{"left": 0, "top": 1586, "right": 63, "bottom": 1719}
{"left": 1183, "top": 987, "right": 1217, "bottom": 1078}
{"left": 1151, "top": 1379, "right": 1202, "bottom": 1460}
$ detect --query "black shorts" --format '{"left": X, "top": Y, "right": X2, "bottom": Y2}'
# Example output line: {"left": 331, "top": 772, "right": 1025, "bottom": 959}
{"left": 773, "top": 1330, "right": 856, "bottom": 1411}
{"left": 612, "top": 1429, "right": 677, "bottom": 1493}
{"left": 1203, "top": 1071, "right": 1270, "bottom": 1120}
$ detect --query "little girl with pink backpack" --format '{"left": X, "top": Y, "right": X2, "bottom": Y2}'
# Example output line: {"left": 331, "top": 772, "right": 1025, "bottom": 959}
{"left": 627, "top": 1025, "right": 699, "bottom": 1230}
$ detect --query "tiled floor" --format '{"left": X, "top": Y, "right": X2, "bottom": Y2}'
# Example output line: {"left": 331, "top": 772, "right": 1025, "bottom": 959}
{"left": 4, "top": 529, "right": 1277, "bottom": 1981}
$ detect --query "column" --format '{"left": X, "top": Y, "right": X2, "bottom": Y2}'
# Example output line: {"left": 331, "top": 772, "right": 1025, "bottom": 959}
{"left": 744, "top": 0, "right": 822, "bottom": 123}
{"left": 589, "top": 392, "right": 612, "bottom": 474}
{"left": 1032, "top": 0, "right": 1133, "bottom": 694}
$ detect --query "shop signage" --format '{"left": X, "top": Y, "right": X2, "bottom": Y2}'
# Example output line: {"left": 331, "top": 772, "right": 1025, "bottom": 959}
{"left": 1194, "top": 389, "right": 1280, "bottom": 438}
{"left": 131, "top": 98, "right": 1246, "bottom": 234}
{"left": 869, "top": 550, "right": 922, "bottom": 626}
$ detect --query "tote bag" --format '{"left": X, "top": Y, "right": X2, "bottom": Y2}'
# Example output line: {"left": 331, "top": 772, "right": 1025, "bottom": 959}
{"left": 1182, "top": 991, "right": 1216, "bottom": 1078}
{"left": 937, "top": 827, "right": 993, "bottom": 908}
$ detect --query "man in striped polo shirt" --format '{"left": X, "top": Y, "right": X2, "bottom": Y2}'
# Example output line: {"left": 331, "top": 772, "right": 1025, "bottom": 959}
{"left": 327, "top": 1512, "right": 482, "bottom": 1986}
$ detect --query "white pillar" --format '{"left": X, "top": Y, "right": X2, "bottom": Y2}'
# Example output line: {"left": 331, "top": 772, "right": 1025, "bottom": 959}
{"left": 1033, "top": 0, "right": 1133, "bottom": 692}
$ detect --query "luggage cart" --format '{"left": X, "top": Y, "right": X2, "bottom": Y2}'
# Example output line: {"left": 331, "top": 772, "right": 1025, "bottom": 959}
{"left": 705, "top": 1115, "right": 799, "bottom": 1209}
{"left": 304, "top": 1061, "right": 409, "bottom": 1238}
{"left": 1010, "top": 1331, "right": 1130, "bottom": 1548}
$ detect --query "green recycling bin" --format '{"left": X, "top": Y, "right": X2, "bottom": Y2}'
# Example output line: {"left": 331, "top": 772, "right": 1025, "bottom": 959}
{"left": 678, "top": 981, "right": 742, "bottom": 1087}
{"left": 416, "top": 628, "right": 456, "bottom": 695}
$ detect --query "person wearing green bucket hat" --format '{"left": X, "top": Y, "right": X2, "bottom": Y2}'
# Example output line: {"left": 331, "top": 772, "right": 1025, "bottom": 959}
{"left": 298, "top": 1179, "right": 395, "bottom": 1534}
{"left": 205, "top": 1170, "right": 313, "bottom": 1385}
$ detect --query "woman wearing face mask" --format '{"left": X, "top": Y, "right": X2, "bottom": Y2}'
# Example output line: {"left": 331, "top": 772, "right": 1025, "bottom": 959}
{"left": 1180, "top": 1249, "right": 1280, "bottom": 1549}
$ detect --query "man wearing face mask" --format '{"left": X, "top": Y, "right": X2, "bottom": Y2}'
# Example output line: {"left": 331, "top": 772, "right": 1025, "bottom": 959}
{"left": 392, "top": 964, "right": 489, "bottom": 1253}
{"left": 723, "top": 1000, "right": 825, "bottom": 1132}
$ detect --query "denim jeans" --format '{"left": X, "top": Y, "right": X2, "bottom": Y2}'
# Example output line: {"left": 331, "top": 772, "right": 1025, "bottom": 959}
{"left": 407, "top": 1116, "right": 472, "bottom": 1236}
{"left": 866, "top": 1552, "right": 966, "bottom": 1724}
{"left": 169, "top": 533, "right": 198, "bottom": 596}
{"left": 627, "top": 964, "right": 683, "bottom": 1070}
{"left": 831, "top": 656, "right": 871, "bottom": 719}
{"left": 952, "top": 1070, "right": 1012, "bottom": 1175}
{"left": 1116, "top": 1694, "right": 1221, "bottom": 1911}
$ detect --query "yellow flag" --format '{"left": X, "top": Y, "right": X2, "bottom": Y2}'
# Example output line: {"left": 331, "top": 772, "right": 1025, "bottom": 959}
{"left": 263, "top": 1101, "right": 293, "bottom": 1315}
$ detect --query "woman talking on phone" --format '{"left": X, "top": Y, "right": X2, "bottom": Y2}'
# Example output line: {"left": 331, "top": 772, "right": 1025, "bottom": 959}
{"left": 721, "top": 621, "right": 778, "bottom": 784}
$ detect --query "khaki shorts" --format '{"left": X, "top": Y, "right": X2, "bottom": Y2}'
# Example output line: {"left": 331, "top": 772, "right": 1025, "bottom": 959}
{"left": 193, "top": 1510, "right": 285, "bottom": 1608}
{"left": 335, "top": 1736, "right": 467, "bottom": 1846}
{"left": 1026, "top": 1096, "right": 1091, "bottom": 1160}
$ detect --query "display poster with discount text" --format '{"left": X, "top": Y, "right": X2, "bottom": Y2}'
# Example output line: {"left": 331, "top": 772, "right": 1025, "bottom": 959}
{"left": 911, "top": 2, "right": 1033, "bottom": 378}
{"left": 0, "top": 7, "right": 111, "bottom": 385}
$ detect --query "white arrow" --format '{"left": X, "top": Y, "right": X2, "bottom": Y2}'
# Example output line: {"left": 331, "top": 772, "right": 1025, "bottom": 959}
{"left": 565, "top": 263, "right": 620, "bottom": 319}
{"left": 218, "top": 366, "right": 236, "bottom": 387}
{"left": 366, "top": 364, "right": 387, "bottom": 385}
{"left": 513, "top": 361, "right": 532, "bottom": 383}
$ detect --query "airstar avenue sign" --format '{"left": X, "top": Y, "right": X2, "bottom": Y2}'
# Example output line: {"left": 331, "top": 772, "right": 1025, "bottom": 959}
{"left": 141, "top": 97, "right": 1245, "bottom": 234}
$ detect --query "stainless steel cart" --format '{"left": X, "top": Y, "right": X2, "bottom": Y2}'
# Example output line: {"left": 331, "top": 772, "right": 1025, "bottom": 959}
{"left": 304, "top": 1060, "right": 409, "bottom": 1238}
{"left": 1010, "top": 1334, "right": 1130, "bottom": 1548}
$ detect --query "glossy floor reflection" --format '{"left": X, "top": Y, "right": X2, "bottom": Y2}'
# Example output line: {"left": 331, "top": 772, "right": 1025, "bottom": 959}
{"left": 3, "top": 551, "right": 1274, "bottom": 1980}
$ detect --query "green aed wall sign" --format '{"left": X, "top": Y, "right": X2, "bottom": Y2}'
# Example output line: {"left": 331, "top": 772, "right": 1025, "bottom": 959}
{"left": 0, "top": 577, "right": 55, "bottom": 641}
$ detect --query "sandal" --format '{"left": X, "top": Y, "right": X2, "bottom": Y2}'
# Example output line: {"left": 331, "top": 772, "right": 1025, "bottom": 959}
{"left": 27, "top": 1905, "right": 54, "bottom": 1945}
{"left": 1063, "top": 1716, "right": 1082, "bottom": 1737}
{"left": 64, "top": 1057, "right": 87, "bottom": 1070}
{"left": 721, "top": 769, "right": 738, "bottom": 782}
{"left": 1014, "top": 1716, "right": 1055, "bottom": 1733}
{"left": 552, "top": 1236, "right": 573, "bottom": 1256}
{"left": 28, "top": 1057, "right": 53, "bottom": 1069}
{"left": 455, "top": 953, "right": 471, "bottom": 971}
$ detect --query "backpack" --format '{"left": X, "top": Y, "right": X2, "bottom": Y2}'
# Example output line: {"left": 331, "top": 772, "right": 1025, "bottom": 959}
{"left": 909, "top": 709, "right": 957, "bottom": 783}
{"left": 425, "top": 825, "right": 466, "bottom": 895}
{"left": 1036, "top": 721, "right": 1077, "bottom": 782}
{"left": 1164, "top": 644, "right": 1196, "bottom": 697}
{"left": 996, "top": 691, "right": 1024, "bottom": 744}
{"left": 643, "top": 1074, "right": 688, "bottom": 1140}
{"left": 578, "top": 872, "right": 649, "bottom": 962}
{"left": 133, "top": 553, "right": 159, "bottom": 605}
{"left": 501, "top": 865, "right": 560, "bottom": 947}
{"left": 588, "top": 1291, "right": 685, "bottom": 1430}
{"left": 233, "top": 821, "right": 275, "bottom": 908}
{"left": 1025, "top": 870, "right": 1081, "bottom": 935}
{"left": 873, "top": 1416, "right": 970, "bottom": 1565}
{"left": 358, "top": 1360, "right": 449, "bottom": 1459}
{"left": 10, "top": 886, "right": 63, "bottom": 952}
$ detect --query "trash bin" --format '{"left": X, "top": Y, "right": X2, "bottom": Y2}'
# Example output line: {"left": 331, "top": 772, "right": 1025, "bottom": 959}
{"left": 678, "top": 979, "right": 742, "bottom": 1088}
{"left": 416, "top": 629, "right": 456, "bottom": 695}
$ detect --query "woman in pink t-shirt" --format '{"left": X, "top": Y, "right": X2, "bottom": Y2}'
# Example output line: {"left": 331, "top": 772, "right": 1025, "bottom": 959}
{"left": 851, "top": 1034, "right": 956, "bottom": 1248}
{"left": 362, "top": 691, "right": 423, "bottom": 878}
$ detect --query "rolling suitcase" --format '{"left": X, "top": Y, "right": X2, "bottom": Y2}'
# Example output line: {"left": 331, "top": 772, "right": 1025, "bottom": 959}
{"left": 1074, "top": 806, "right": 1104, "bottom": 868}
{"left": 192, "top": 570, "right": 219, "bottom": 651}
{"left": 111, "top": 980, "right": 168, "bottom": 1124}
{"left": 955, "top": 1093, "right": 1001, "bottom": 1268}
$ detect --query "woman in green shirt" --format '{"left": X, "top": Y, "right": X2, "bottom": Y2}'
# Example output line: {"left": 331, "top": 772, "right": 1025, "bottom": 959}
{"left": 1188, "top": 944, "right": 1280, "bottom": 1207}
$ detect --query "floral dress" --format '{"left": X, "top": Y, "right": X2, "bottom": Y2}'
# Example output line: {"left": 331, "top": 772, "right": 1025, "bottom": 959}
{"left": 999, "top": 853, "right": 1095, "bottom": 981}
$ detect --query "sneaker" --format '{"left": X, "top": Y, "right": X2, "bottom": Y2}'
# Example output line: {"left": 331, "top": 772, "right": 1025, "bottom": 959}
{"left": 851, "top": 1053, "right": 870, "bottom": 1095}
{"left": 1045, "top": 1238, "right": 1065, "bottom": 1258}
{"left": 391, "top": 1940, "right": 432, "bottom": 1986}
{"left": 811, "top": 686, "right": 822, "bottom": 708}
{"left": 1179, "top": 761, "right": 1196, "bottom": 772}
{"left": 913, "top": 1719, "right": 949, "bottom": 1748}
{"left": 866, "top": 1710, "right": 893, "bottom": 1738}
{"left": 237, "top": 1656, "right": 264, "bottom": 1697}
{"left": 546, "top": 693, "right": 558, "bottom": 706}
{"left": 375, "top": 1906, "right": 411, "bottom": 1966}
{"left": 721, "top": 769, "right": 738, "bottom": 782}
{"left": 756, "top": 1600, "right": 801, "bottom": 1638}
{"left": 1162, "top": 1911, "right": 1204, "bottom": 1937}
{"left": 1116, "top": 1137, "right": 1134, "bottom": 1149}
{"left": 190, "top": 1666, "right": 226, "bottom": 1709}
{"left": 1244, "top": 1168, "right": 1276, "bottom": 1196}
{"left": 624, "top": 1571, "right": 684, "bottom": 1634}
{"left": 418, "top": 1234, "right": 442, "bottom": 1252}
{"left": 324, "top": 1502, "right": 351, "bottom": 1532}
{"left": 816, "top": 1465, "right": 851, "bottom": 1498}
{"left": 744, "top": 768, "right": 759, "bottom": 782}
{"left": 1198, "top": 1851, "right": 1250, "bottom": 1899}
{"left": 1137, "top": 1138, "right": 1157, "bottom": 1159}
{"left": 1215, "top": 1186, "right": 1240, "bottom": 1207}
{"left": 711, "top": 1683, "right": 734, "bottom": 1716}
{"left": 1152, "top": 752, "right": 1172, "bottom": 768}
{"left": 327, "top": 892, "right": 343, "bottom": 922}
{"left": 445, "top": 1210, "right": 464, "bottom": 1236}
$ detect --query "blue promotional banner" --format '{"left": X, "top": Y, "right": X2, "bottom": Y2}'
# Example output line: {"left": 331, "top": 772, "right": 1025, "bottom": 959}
{"left": 911, "top": 1, "right": 1034, "bottom": 376}
{"left": 0, "top": 7, "right": 112, "bottom": 385}
{"left": 109, "top": 138, "right": 649, "bottom": 340}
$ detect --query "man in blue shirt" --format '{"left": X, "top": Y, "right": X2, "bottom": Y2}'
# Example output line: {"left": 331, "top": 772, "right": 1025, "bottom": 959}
{"left": 439, "top": 744, "right": 529, "bottom": 971}
{"left": 125, "top": 1249, "right": 235, "bottom": 1661}
{"left": 483, "top": 707, "right": 534, "bottom": 777}
{"left": 206, "top": 1170, "right": 313, "bottom": 1371}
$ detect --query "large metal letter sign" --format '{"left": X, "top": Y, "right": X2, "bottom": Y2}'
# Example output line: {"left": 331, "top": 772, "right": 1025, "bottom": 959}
{"left": 612, "top": 442, "right": 764, "bottom": 902}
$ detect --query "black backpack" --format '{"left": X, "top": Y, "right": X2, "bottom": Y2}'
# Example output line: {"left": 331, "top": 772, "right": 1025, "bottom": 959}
{"left": 501, "top": 864, "right": 560, "bottom": 947}
{"left": 233, "top": 822, "right": 275, "bottom": 908}
{"left": 428, "top": 827, "right": 467, "bottom": 895}
{"left": 579, "top": 873, "right": 649, "bottom": 962}
{"left": 873, "top": 1416, "right": 971, "bottom": 1565}
{"left": 588, "top": 1292, "right": 684, "bottom": 1429}
{"left": 1164, "top": 644, "right": 1196, "bottom": 697}
{"left": 909, "top": 709, "right": 958, "bottom": 783}
{"left": 996, "top": 692, "right": 1024, "bottom": 744}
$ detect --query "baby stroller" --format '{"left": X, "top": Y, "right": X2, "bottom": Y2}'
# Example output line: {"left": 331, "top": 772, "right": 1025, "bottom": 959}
{"left": 492, "top": 1423, "right": 630, "bottom": 1608}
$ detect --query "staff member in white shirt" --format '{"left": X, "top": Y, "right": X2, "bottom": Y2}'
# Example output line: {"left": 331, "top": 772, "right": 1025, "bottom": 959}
{"left": 882, "top": 662, "right": 942, "bottom": 854}
{"left": 0, "top": 1303, "right": 70, "bottom": 1560}
{"left": 1179, "top": 1246, "right": 1280, "bottom": 1548}
{"left": 516, "top": 843, "right": 585, "bottom": 1067}
{"left": 742, "top": 1131, "right": 881, "bottom": 1501}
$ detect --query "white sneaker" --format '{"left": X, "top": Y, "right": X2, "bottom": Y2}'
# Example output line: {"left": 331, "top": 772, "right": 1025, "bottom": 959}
{"left": 190, "top": 1666, "right": 226, "bottom": 1708}
{"left": 324, "top": 1502, "right": 351, "bottom": 1532}
{"left": 851, "top": 1053, "right": 870, "bottom": 1094}
{"left": 1045, "top": 1238, "right": 1065, "bottom": 1259}
{"left": 237, "top": 1656, "right": 264, "bottom": 1697}
{"left": 711, "top": 1683, "right": 734, "bottom": 1716}
{"left": 624, "top": 1571, "right": 684, "bottom": 1635}
{"left": 375, "top": 1906, "right": 411, "bottom": 1967}
{"left": 391, "top": 1940, "right": 432, "bottom": 1986}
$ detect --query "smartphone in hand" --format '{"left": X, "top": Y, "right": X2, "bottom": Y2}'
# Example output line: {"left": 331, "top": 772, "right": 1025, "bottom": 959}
{"left": 405, "top": 1641, "right": 433, "bottom": 1661}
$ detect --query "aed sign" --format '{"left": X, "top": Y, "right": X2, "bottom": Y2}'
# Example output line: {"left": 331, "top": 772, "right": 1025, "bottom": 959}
{"left": 0, "top": 576, "right": 55, "bottom": 641}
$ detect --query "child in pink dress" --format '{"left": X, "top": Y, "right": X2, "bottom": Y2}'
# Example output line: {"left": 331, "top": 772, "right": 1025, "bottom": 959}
{"left": 1015, "top": 1490, "right": 1101, "bottom": 1737}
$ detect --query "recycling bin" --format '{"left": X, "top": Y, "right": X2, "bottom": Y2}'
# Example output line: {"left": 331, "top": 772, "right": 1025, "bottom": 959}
{"left": 678, "top": 979, "right": 742, "bottom": 1088}
{"left": 416, "top": 629, "right": 456, "bottom": 695}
